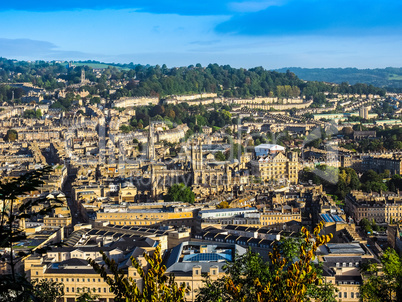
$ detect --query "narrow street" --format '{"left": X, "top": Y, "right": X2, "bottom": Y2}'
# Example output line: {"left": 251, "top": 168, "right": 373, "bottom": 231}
{"left": 62, "top": 173, "right": 82, "bottom": 226}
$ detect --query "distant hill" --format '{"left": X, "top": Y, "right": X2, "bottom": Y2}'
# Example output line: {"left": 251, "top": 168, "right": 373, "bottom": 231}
{"left": 275, "top": 67, "right": 402, "bottom": 90}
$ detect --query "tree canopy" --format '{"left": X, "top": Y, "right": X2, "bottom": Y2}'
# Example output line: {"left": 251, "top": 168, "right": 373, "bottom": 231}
{"left": 0, "top": 167, "right": 64, "bottom": 301}
{"left": 5, "top": 129, "right": 18, "bottom": 142}
{"left": 360, "top": 248, "right": 402, "bottom": 301}
{"left": 166, "top": 183, "right": 195, "bottom": 204}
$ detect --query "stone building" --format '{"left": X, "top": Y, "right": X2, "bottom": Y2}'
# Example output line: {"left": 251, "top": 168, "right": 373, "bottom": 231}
{"left": 250, "top": 151, "right": 299, "bottom": 184}
{"left": 149, "top": 138, "right": 233, "bottom": 197}
{"left": 345, "top": 190, "right": 402, "bottom": 223}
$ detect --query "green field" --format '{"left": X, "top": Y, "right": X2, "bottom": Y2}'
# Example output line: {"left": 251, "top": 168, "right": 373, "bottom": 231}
{"left": 73, "top": 62, "right": 123, "bottom": 69}
{"left": 388, "top": 74, "right": 402, "bottom": 80}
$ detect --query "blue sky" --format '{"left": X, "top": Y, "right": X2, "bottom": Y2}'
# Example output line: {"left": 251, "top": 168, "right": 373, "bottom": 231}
{"left": 1, "top": 0, "right": 402, "bottom": 68}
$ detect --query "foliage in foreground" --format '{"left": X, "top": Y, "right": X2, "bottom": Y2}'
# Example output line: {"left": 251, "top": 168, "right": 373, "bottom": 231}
{"left": 0, "top": 167, "right": 64, "bottom": 301}
{"left": 31, "top": 279, "right": 65, "bottom": 302}
{"left": 360, "top": 248, "right": 402, "bottom": 302}
{"left": 196, "top": 222, "right": 336, "bottom": 302}
{"left": 89, "top": 244, "right": 190, "bottom": 302}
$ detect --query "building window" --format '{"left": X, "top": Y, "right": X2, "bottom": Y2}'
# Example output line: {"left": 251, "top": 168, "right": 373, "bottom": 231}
{"left": 344, "top": 292, "right": 347, "bottom": 298}
{"left": 351, "top": 292, "right": 354, "bottom": 298}
{"left": 339, "top": 292, "right": 342, "bottom": 298}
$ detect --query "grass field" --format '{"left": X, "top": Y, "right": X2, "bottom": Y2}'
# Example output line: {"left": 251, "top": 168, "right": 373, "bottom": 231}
{"left": 388, "top": 74, "right": 402, "bottom": 80}
{"left": 73, "top": 62, "right": 123, "bottom": 69}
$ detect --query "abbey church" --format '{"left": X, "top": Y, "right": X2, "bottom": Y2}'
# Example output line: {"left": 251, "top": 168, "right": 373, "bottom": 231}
{"left": 146, "top": 123, "right": 299, "bottom": 198}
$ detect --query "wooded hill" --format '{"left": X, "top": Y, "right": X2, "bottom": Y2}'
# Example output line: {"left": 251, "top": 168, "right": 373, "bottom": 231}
{"left": 276, "top": 67, "right": 402, "bottom": 90}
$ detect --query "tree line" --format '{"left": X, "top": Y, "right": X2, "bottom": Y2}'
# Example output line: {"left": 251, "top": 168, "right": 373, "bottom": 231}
{"left": 0, "top": 58, "right": 387, "bottom": 105}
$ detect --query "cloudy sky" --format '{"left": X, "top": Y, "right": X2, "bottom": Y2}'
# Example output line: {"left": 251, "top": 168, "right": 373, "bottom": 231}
{"left": 1, "top": 0, "right": 402, "bottom": 68}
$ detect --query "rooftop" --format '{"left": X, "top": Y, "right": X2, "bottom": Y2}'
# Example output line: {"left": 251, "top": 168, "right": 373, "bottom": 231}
{"left": 166, "top": 241, "right": 246, "bottom": 273}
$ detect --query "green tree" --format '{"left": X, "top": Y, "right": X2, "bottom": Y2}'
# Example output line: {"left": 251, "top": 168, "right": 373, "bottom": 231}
{"left": 388, "top": 174, "right": 402, "bottom": 192}
{"left": 185, "top": 129, "right": 194, "bottom": 141}
{"left": 89, "top": 244, "right": 190, "bottom": 302}
{"left": 5, "top": 129, "right": 18, "bottom": 142}
{"left": 196, "top": 248, "right": 272, "bottom": 302}
{"left": 35, "top": 109, "right": 42, "bottom": 119}
{"left": 0, "top": 167, "right": 63, "bottom": 301}
{"left": 76, "top": 287, "right": 99, "bottom": 302}
{"left": 119, "top": 124, "right": 133, "bottom": 133}
{"left": 23, "top": 109, "right": 37, "bottom": 119}
{"left": 31, "top": 279, "right": 64, "bottom": 302}
{"left": 360, "top": 248, "right": 402, "bottom": 301}
{"left": 214, "top": 151, "right": 226, "bottom": 161}
{"left": 361, "top": 170, "right": 381, "bottom": 183}
{"left": 166, "top": 183, "right": 195, "bottom": 204}
{"left": 360, "top": 218, "right": 373, "bottom": 233}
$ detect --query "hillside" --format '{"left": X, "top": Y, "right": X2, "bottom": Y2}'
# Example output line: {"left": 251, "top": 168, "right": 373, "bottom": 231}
{"left": 0, "top": 58, "right": 387, "bottom": 107}
{"left": 275, "top": 67, "right": 402, "bottom": 90}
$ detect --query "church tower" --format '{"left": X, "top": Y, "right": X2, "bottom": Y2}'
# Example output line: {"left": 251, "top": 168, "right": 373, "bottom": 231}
{"left": 191, "top": 138, "right": 203, "bottom": 185}
{"left": 80, "top": 69, "right": 86, "bottom": 84}
{"left": 191, "top": 138, "right": 203, "bottom": 170}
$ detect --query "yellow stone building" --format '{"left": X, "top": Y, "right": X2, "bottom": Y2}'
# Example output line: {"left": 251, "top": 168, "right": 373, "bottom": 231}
{"left": 345, "top": 190, "right": 402, "bottom": 223}
{"left": 250, "top": 151, "right": 299, "bottom": 184}
{"left": 259, "top": 210, "right": 301, "bottom": 226}
{"left": 96, "top": 208, "right": 195, "bottom": 227}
